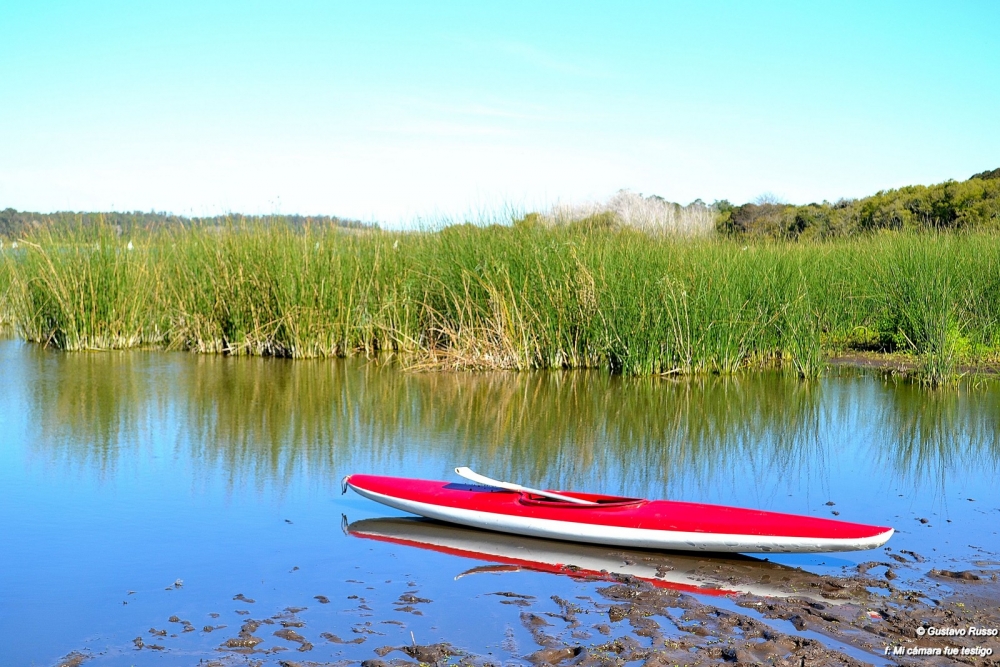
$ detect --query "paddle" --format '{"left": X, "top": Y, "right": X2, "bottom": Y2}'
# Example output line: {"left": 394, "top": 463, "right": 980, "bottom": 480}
{"left": 454, "top": 467, "right": 597, "bottom": 505}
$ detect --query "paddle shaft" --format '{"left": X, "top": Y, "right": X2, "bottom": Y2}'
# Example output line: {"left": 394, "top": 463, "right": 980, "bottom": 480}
{"left": 454, "top": 467, "right": 597, "bottom": 505}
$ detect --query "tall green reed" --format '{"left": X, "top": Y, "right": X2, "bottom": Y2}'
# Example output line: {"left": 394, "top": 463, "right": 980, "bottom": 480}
{"left": 4, "top": 220, "right": 999, "bottom": 383}
{"left": 857, "top": 233, "right": 1000, "bottom": 385}
{"left": 6, "top": 225, "right": 160, "bottom": 349}
{"left": 0, "top": 245, "right": 12, "bottom": 326}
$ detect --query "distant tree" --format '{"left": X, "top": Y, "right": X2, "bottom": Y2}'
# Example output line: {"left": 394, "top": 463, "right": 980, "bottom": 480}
{"left": 754, "top": 192, "right": 786, "bottom": 205}
{"left": 0, "top": 208, "right": 375, "bottom": 239}
{"left": 713, "top": 200, "right": 736, "bottom": 235}
{"left": 729, "top": 201, "right": 790, "bottom": 236}
{"left": 0, "top": 208, "right": 19, "bottom": 237}
{"left": 716, "top": 174, "right": 1000, "bottom": 239}
{"left": 970, "top": 167, "right": 1000, "bottom": 181}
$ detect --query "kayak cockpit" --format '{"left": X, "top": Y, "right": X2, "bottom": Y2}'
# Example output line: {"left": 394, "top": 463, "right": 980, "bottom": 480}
{"left": 518, "top": 492, "right": 645, "bottom": 509}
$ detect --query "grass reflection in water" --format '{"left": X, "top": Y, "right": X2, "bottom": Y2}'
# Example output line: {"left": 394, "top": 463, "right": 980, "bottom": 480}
{"left": 23, "top": 347, "right": 1000, "bottom": 499}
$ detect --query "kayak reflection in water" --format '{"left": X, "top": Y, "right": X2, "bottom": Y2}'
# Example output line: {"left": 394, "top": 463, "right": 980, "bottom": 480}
{"left": 345, "top": 516, "right": 849, "bottom": 604}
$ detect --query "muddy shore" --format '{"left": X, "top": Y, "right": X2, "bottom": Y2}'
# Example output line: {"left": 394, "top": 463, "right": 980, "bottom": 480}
{"left": 826, "top": 352, "right": 1000, "bottom": 382}
{"left": 54, "top": 543, "right": 1000, "bottom": 667}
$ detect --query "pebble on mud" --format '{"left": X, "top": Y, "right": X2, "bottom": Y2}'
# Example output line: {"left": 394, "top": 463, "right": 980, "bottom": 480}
{"left": 399, "top": 642, "right": 457, "bottom": 662}
{"left": 525, "top": 646, "right": 583, "bottom": 665}
{"left": 321, "top": 631, "right": 366, "bottom": 645}
{"left": 273, "top": 628, "right": 313, "bottom": 651}
{"left": 607, "top": 605, "right": 628, "bottom": 622}
{"left": 788, "top": 614, "right": 807, "bottom": 631}
{"left": 397, "top": 593, "right": 432, "bottom": 604}
{"left": 393, "top": 605, "right": 422, "bottom": 615}
{"left": 223, "top": 636, "right": 263, "bottom": 648}
{"left": 931, "top": 569, "right": 982, "bottom": 581}
{"left": 489, "top": 591, "right": 535, "bottom": 600}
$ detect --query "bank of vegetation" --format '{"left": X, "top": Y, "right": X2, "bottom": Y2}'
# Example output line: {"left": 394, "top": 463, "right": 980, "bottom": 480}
{"left": 2, "top": 218, "right": 999, "bottom": 386}
{"left": 2, "top": 170, "right": 999, "bottom": 385}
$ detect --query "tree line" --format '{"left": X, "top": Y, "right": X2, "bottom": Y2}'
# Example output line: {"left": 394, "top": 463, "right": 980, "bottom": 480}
{"left": 4, "top": 168, "right": 998, "bottom": 241}
{"left": 715, "top": 168, "right": 1000, "bottom": 239}
{"left": 0, "top": 209, "right": 372, "bottom": 239}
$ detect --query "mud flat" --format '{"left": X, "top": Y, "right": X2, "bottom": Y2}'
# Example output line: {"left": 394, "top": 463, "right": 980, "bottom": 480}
{"left": 52, "top": 543, "right": 1000, "bottom": 667}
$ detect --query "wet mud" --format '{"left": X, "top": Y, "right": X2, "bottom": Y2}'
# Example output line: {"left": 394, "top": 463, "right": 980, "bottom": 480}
{"left": 826, "top": 352, "right": 1000, "bottom": 380}
{"left": 54, "top": 544, "right": 1000, "bottom": 667}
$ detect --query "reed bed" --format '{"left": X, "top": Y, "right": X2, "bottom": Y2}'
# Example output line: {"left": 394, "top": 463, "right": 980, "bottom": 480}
{"left": 3, "top": 222, "right": 999, "bottom": 384}
{"left": 0, "top": 248, "right": 11, "bottom": 326}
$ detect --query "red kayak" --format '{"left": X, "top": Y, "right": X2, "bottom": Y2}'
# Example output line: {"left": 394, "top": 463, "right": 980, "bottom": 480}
{"left": 343, "top": 469, "right": 894, "bottom": 553}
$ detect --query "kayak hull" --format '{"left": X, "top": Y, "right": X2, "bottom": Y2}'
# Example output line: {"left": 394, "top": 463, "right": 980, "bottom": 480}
{"left": 346, "top": 474, "right": 893, "bottom": 554}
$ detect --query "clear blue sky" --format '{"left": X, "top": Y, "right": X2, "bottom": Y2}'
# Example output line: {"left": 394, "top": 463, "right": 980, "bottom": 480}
{"left": 1, "top": 1, "right": 997, "bottom": 225}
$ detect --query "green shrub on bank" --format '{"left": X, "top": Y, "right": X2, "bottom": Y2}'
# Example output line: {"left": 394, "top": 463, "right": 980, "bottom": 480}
{"left": 716, "top": 172, "right": 1000, "bottom": 239}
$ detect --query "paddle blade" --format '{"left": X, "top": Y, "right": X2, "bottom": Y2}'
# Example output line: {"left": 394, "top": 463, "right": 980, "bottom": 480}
{"left": 454, "top": 466, "right": 595, "bottom": 505}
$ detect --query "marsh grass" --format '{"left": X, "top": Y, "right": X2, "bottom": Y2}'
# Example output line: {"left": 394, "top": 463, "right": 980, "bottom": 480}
{"left": 4, "top": 227, "right": 161, "bottom": 349}
{"left": 0, "top": 249, "right": 11, "bottom": 326}
{"left": 2, "top": 221, "right": 999, "bottom": 384}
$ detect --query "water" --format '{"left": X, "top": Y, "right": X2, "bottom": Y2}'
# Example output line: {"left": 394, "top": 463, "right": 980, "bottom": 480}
{"left": 1, "top": 338, "right": 999, "bottom": 665}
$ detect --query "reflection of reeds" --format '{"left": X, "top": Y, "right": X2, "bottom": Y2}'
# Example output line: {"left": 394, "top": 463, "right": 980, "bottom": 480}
{"left": 24, "top": 348, "right": 823, "bottom": 492}
{"left": 22, "top": 344, "right": 1000, "bottom": 495}
{"left": 25, "top": 346, "right": 150, "bottom": 476}
{"left": 420, "top": 371, "right": 831, "bottom": 497}
{"left": 870, "top": 382, "right": 1000, "bottom": 490}
{"left": 5, "top": 223, "right": 1000, "bottom": 381}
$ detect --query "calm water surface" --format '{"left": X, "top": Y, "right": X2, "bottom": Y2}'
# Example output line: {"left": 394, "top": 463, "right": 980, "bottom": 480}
{"left": 1, "top": 338, "right": 999, "bottom": 665}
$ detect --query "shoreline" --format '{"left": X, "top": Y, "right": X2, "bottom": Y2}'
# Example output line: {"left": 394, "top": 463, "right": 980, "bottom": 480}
{"left": 826, "top": 352, "right": 1000, "bottom": 384}
{"left": 52, "top": 539, "right": 1000, "bottom": 667}
{"left": 3, "top": 327, "right": 998, "bottom": 385}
